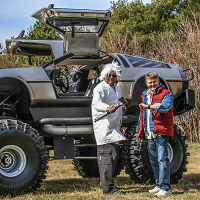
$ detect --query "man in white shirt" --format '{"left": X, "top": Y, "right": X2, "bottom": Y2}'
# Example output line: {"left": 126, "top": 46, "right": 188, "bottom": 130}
{"left": 92, "top": 62, "right": 126, "bottom": 194}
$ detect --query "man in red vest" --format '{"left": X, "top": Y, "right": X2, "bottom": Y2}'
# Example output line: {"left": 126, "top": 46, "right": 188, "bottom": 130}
{"left": 136, "top": 71, "right": 174, "bottom": 197}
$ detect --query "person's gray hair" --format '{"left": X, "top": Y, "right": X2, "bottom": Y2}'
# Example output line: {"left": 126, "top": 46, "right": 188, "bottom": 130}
{"left": 99, "top": 62, "right": 122, "bottom": 81}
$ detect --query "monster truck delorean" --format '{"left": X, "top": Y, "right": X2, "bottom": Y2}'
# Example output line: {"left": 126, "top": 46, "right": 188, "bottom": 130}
{"left": 1, "top": 4, "right": 195, "bottom": 196}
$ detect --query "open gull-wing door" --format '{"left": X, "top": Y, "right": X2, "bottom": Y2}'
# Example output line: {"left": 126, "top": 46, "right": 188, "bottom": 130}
{"left": 32, "top": 4, "right": 111, "bottom": 58}
{"left": 6, "top": 37, "right": 63, "bottom": 59}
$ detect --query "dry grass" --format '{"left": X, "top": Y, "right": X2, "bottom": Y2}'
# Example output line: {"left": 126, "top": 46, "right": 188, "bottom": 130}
{"left": 3, "top": 143, "right": 200, "bottom": 200}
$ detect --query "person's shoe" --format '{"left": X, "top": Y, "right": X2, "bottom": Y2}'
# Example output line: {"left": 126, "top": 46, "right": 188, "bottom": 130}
{"left": 155, "top": 189, "right": 172, "bottom": 197}
{"left": 149, "top": 186, "right": 160, "bottom": 193}
{"left": 103, "top": 186, "right": 125, "bottom": 194}
{"left": 110, "top": 189, "right": 125, "bottom": 194}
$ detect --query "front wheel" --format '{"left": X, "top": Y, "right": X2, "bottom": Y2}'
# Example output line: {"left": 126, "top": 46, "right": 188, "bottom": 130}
{"left": 0, "top": 119, "right": 49, "bottom": 196}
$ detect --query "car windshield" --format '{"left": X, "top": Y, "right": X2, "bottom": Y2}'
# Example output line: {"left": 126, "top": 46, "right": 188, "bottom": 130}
{"left": 61, "top": 24, "right": 103, "bottom": 33}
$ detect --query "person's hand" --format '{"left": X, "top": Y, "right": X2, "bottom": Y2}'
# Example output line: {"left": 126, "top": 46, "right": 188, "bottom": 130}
{"left": 136, "top": 135, "right": 141, "bottom": 141}
{"left": 139, "top": 103, "right": 148, "bottom": 110}
{"left": 106, "top": 105, "right": 116, "bottom": 113}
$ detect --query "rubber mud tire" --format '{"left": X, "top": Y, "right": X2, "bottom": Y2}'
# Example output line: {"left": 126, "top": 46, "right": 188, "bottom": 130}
{"left": 123, "top": 123, "right": 189, "bottom": 184}
{"left": 0, "top": 119, "right": 49, "bottom": 196}
{"left": 72, "top": 137, "right": 99, "bottom": 178}
{"left": 72, "top": 135, "right": 124, "bottom": 178}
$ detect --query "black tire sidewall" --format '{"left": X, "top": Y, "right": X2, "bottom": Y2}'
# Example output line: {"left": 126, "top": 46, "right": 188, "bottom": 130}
{"left": 73, "top": 135, "right": 124, "bottom": 178}
{"left": 169, "top": 133, "right": 185, "bottom": 175}
{"left": 124, "top": 124, "right": 188, "bottom": 184}
{"left": 141, "top": 133, "right": 186, "bottom": 180}
{"left": 0, "top": 129, "right": 42, "bottom": 192}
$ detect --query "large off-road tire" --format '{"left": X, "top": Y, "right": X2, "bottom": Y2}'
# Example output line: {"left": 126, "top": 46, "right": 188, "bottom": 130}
{"left": 72, "top": 135, "right": 124, "bottom": 178}
{"left": 72, "top": 136, "right": 99, "bottom": 178}
{"left": 123, "top": 123, "right": 189, "bottom": 184}
{"left": 0, "top": 119, "right": 49, "bottom": 196}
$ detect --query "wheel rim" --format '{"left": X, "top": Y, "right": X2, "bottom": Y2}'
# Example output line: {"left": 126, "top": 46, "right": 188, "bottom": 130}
{"left": 0, "top": 145, "right": 26, "bottom": 177}
{"left": 167, "top": 143, "right": 173, "bottom": 163}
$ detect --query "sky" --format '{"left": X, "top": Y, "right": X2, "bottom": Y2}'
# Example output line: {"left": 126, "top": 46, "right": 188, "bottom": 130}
{"left": 0, "top": 0, "right": 151, "bottom": 48}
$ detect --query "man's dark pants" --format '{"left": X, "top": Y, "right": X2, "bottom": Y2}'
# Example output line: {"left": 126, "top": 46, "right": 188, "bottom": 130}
{"left": 97, "top": 143, "right": 119, "bottom": 193}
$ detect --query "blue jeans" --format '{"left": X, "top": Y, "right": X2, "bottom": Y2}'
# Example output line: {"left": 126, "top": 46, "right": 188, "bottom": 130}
{"left": 147, "top": 135, "right": 171, "bottom": 191}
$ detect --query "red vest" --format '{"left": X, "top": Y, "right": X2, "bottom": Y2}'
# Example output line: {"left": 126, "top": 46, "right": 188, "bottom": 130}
{"left": 138, "top": 85, "right": 174, "bottom": 140}
{"left": 152, "top": 86, "right": 174, "bottom": 138}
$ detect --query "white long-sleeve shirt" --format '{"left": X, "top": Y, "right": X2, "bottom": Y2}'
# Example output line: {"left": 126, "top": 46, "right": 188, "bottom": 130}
{"left": 92, "top": 81, "right": 126, "bottom": 145}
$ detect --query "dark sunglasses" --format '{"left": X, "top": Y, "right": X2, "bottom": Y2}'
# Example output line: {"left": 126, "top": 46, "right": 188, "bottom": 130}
{"left": 107, "top": 74, "right": 117, "bottom": 78}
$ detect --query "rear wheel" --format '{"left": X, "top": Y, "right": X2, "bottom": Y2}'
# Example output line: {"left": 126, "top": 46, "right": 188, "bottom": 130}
{"left": 0, "top": 119, "right": 49, "bottom": 196}
{"left": 123, "top": 123, "right": 189, "bottom": 184}
{"left": 72, "top": 135, "right": 124, "bottom": 178}
{"left": 72, "top": 136, "right": 99, "bottom": 178}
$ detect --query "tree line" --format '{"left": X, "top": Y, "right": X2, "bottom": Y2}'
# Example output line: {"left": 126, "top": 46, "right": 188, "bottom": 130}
{"left": 0, "top": 0, "right": 200, "bottom": 142}
{"left": 102, "top": 0, "right": 200, "bottom": 142}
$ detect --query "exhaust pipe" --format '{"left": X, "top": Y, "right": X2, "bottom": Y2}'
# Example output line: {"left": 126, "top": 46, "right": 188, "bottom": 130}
{"left": 42, "top": 124, "right": 94, "bottom": 135}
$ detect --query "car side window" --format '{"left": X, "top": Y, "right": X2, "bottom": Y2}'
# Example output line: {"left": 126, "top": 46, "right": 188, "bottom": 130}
{"left": 124, "top": 55, "right": 170, "bottom": 68}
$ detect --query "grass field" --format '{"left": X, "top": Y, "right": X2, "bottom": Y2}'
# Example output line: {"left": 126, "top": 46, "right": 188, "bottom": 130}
{"left": 3, "top": 143, "right": 200, "bottom": 200}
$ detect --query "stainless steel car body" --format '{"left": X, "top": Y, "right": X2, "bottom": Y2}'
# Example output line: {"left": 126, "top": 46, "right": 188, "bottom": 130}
{"left": 1, "top": 4, "right": 195, "bottom": 157}
{"left": 0, "top": 5, "right": 195, "bottom": 196}
{"left": 4, "top": 5, "right": 187, "bottom": 103}
{"left": 0, "top": 51, "right": 184, "bottom": 99}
